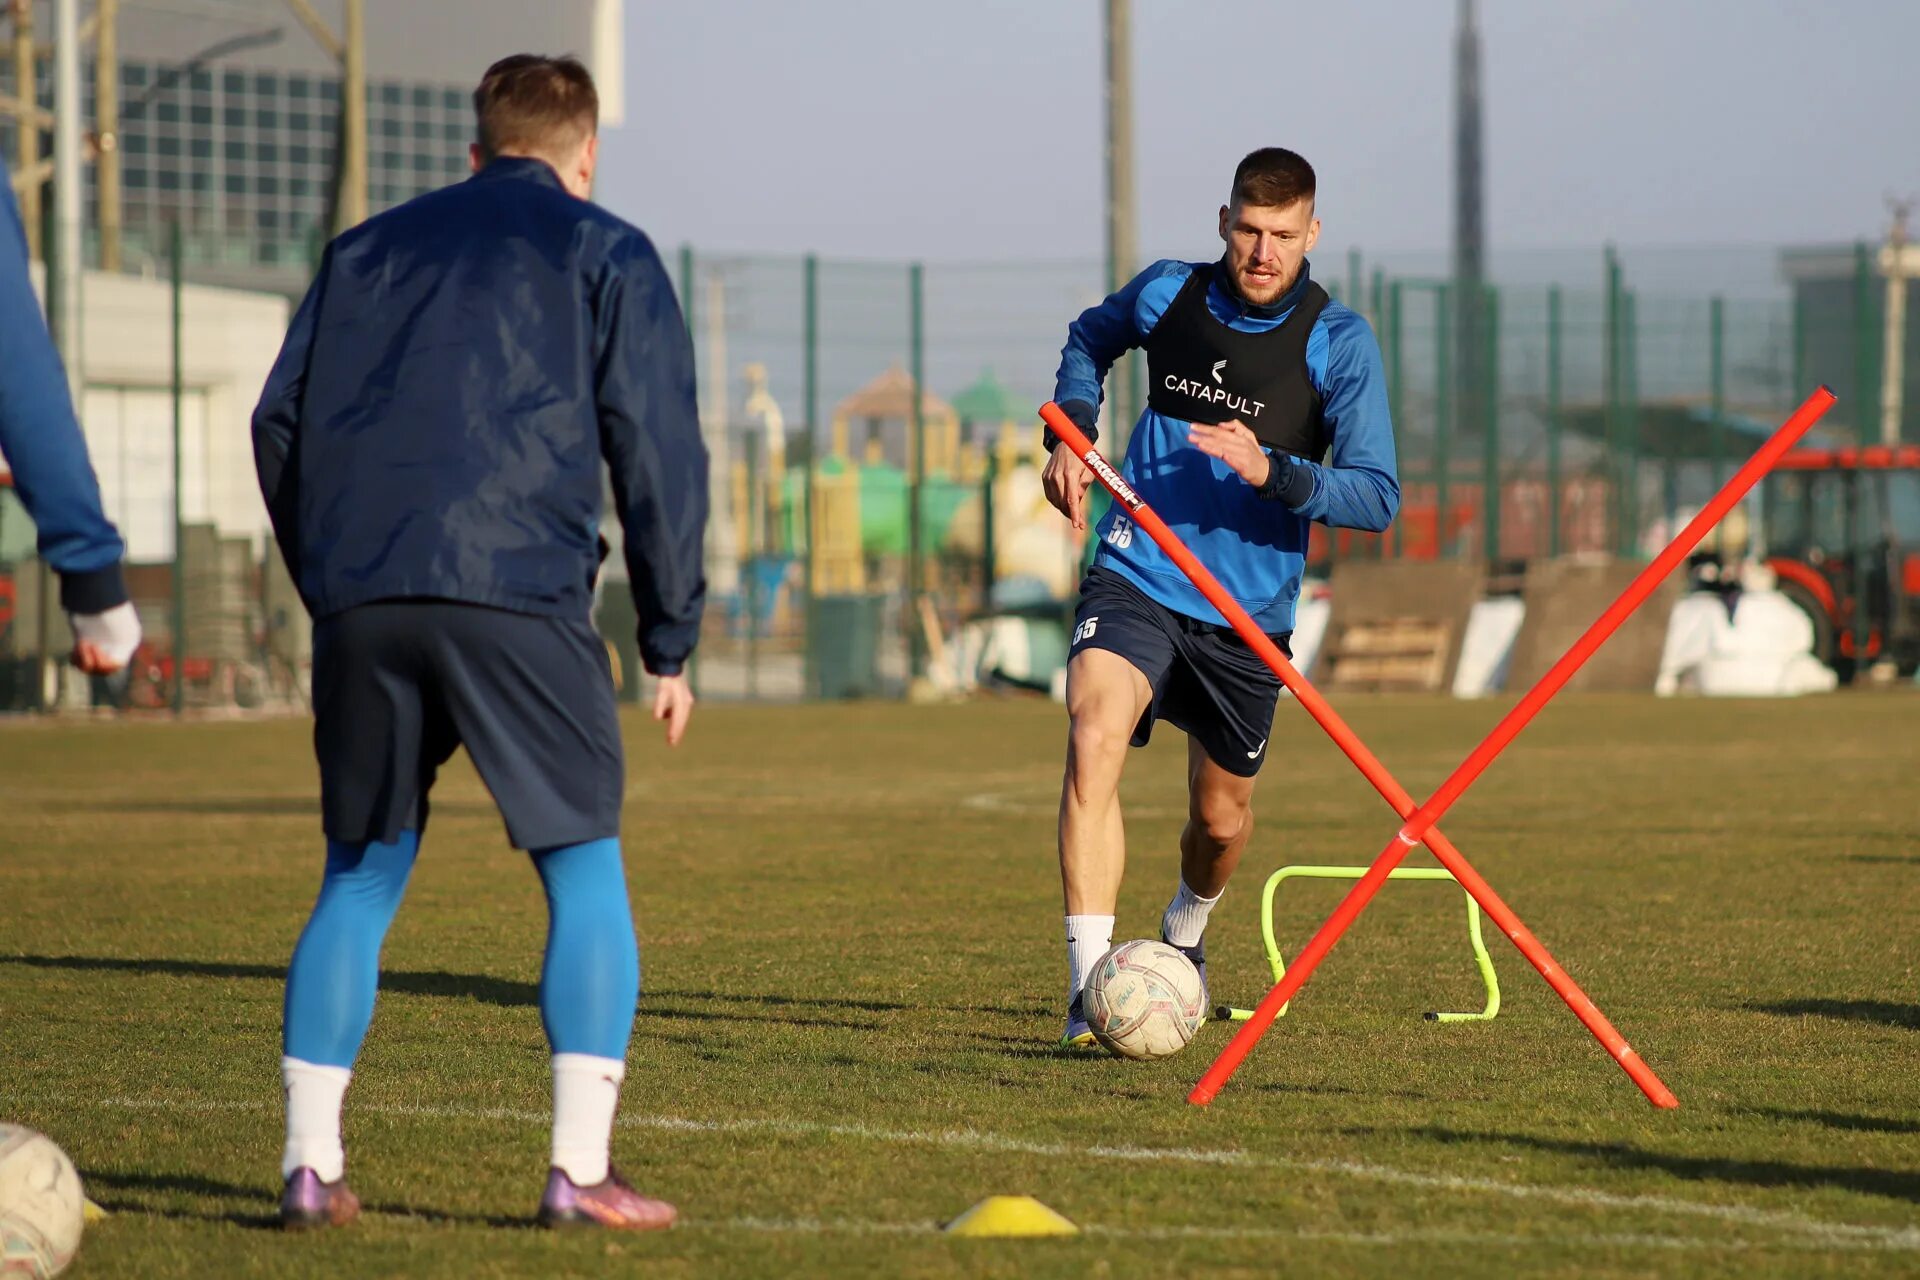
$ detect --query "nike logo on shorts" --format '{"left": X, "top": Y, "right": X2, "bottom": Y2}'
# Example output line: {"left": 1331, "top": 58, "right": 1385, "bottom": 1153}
{"left": 1247, "top": 738, "right": 1267, "bottom": 760}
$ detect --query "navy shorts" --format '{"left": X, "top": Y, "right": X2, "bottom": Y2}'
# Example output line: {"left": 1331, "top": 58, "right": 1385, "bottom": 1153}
{"left": 311, "top": 600, "right": 623, "bottom": 850}
{"left": 1070, "top": 567, "right": 1291, "bottom": 778}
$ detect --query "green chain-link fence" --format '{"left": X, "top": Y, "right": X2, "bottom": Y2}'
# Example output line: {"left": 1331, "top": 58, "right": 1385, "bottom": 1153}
{"left": 2, "top": 243, "right": 1889, "bottom": 712}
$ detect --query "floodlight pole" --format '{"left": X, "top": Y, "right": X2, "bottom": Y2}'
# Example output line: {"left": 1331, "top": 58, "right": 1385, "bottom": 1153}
{"left": 282, "top": 0, "right": 365, "bottom": 234}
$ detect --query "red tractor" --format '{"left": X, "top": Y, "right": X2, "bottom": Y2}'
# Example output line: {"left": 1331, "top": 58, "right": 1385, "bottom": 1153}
{"left": 1760, "top": 444, "right": 1920, "bottom": 681}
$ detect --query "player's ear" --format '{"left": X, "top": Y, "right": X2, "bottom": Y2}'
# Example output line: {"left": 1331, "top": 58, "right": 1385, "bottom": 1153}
{"left": 1305, "top": 215, "right": 1321, "bottom": 253}
{"left": 1218, "top": 204, "right": 1231, "bottom": 242}
{"left": 578, "top": 134, "right": 598, "bottom": 196}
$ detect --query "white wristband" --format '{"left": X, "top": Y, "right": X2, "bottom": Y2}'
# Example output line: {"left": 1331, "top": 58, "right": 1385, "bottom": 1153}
{"left": 70, "top": 601, "right": 143, "bottom": 667}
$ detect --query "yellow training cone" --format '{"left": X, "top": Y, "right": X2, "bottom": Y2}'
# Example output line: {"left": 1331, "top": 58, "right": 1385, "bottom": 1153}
{"left": 943, "top": 1195, "right": 1079, "bottom": 1238}
{"left": 83, "top": 1197, "right": 110, "bottom": 1223}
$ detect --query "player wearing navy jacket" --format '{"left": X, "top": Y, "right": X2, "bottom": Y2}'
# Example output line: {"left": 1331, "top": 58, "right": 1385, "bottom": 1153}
{"left": 255, "top": 55, "right": 704, "bottom": 1230}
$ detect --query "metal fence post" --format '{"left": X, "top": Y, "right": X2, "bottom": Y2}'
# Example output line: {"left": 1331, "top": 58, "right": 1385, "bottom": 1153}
{"left": 802, "top": 253, "right": 818, "bottom": 699}
{"left": 908, "top": 261, "right": 925, "bottom": 683}
{"left": 981, "top": 446, "right": 997, "bottom": 606}
{"left": 745, "top": 431, "right": 759, "bottom": 700}
{"left": 1435, "top": 282, "right": 1452, "bottom": 558}
{"left": 1622, "top": 289, "right": 1641, "bottom": 557}
{"left": 1387, "top": 279, "right": 1404, "bottom": 559}
{"left": 1854, "top": 240, "right": 1878, "bottom": 442}
{"left": 171, "top": 219, "right": 186, "bottom": 716}
{"left": 1547, "top": 284, "right": 1562, "bottom": 558}
{"left": 1709, "top": 295, "right": 1726, "bottom": 489}
{"left": 677, "top": 244, "right": 699, "bottom": 697}
{"left": 1482, "top": 283, "right": 1499, "bottom": 564}
{"left": 1604, "top": 246, "right": 1623, "bottom": 553}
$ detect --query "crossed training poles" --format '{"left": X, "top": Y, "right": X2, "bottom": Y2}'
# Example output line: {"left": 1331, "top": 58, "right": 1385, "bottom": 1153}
{"left": 1038, "top": 388, "right": 1838, "bottom": 1108}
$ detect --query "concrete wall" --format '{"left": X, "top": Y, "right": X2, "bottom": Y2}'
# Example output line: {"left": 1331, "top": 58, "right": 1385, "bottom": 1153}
{"left": 66, "top": 265, "right": 289, "bottom": 560}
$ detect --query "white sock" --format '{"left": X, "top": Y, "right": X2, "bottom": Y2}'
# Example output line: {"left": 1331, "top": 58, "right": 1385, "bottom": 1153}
{"left": 1161, "top": 877, "right": 1223, "bottom": 949}
{"left": 1064, "top": 913, "right": 1115, "bottom": 1010}
{"left": 281, "top": 1057, "right": 352, "bottom": 1182}
{"left": 552, "top": 1052, "right": 626, "bottom": 1185}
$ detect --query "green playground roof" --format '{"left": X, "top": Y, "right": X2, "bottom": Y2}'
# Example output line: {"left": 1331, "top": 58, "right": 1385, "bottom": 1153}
{"left": 949, "top": 369, "right": 1029, "bottom": 426}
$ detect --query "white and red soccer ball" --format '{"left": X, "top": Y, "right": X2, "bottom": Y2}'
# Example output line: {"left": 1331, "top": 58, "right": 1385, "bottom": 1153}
{"left": 1082, "top": 939, "right": 1208, "bottom": 1060}
{"left": 0, "top": 1125, "right": 84, "bottom": 1279}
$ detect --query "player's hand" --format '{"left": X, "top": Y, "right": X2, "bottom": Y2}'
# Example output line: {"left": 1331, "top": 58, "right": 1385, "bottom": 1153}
{"left": 1187, "top": 420, "right": 1273, "bottom": 487}
{"left": 1042, "top": 440, "right": 1096, "bottom": 530}
{"left": 652, "top": 672, "right": 694, "bottom": 747}
{"left": 68, "top": 601, "right": 142, "bottom": 675}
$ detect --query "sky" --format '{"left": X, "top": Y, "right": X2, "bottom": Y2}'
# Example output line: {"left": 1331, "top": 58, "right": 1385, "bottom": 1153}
{"left": 599, "top": 0, "right": 1920, "bottom": 267}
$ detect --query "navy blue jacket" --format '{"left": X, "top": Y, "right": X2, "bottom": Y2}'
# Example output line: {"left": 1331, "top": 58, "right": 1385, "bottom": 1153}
{"left": 0, "top": 156, "right": 128, "bottom": 612}
{"left": 253, "top": 157, "right": 707, "bottom": 674}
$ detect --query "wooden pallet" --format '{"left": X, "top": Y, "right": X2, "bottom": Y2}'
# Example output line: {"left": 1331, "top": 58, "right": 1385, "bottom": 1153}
{"left": 1326, "top": 616, "right": 1453, "bottom": 692}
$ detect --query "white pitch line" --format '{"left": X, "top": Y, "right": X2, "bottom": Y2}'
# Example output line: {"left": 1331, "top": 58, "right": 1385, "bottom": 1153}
{"left": 690, "top": 1217, "right": 1899, "bottom": 1254}
{"left": 69, "top": 1094, "right": 1920, "bottom": 1251}
{"left": 961, "top": 790, "right": 1185, "bottom": 820}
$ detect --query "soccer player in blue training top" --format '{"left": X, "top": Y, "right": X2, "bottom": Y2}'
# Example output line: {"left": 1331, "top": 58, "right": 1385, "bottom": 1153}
{"left": 252, "top": 55, "right": 705, "bottom": 1230}
{"left": 0, "top": 155, "right": 142, "bottom": 676}
{"left": 1041, "top": 147, "right": 1398, "bottom": 1048}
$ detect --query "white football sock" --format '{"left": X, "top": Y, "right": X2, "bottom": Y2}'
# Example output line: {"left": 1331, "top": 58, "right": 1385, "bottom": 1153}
{"left": 552, "top": 1052, "right": 626, "bottom": 1185}
{"left": 281, "top": 1057, "right": 352, "bottom": 1182}
{"left": 1161, "top": 877, "right": 1223, "bottom": 949}
{"left": 1064, "top": 913, "right": 1115, "bottom": 1010}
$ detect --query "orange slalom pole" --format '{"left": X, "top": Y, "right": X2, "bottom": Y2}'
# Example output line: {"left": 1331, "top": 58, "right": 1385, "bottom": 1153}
{"left": 1185, "top": 386, "right": 1836, "bottom": 1107}
{"left": 1035, "top": 401, "right": 1655, "bottom": 1099}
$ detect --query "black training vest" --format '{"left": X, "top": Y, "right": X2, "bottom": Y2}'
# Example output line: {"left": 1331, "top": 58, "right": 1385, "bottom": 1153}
{"left": 1143, "top": 264, "right": 1331, "bottom": 462}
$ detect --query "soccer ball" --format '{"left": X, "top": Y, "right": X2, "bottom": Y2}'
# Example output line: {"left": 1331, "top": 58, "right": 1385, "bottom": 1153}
{"left": 0, "top": 1125, "right": 84, "bottom": 1279}
{"left": 1082, "top": 940, "right": 1207, "bottom": 1060}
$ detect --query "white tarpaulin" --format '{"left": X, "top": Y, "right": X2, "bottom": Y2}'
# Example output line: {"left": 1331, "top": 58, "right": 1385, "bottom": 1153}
{"left": 1654, "top": 575, "right": 1837, "bottom": 697}
{"left": 1452, "top": 597, "right": 1527, "bottom": 698}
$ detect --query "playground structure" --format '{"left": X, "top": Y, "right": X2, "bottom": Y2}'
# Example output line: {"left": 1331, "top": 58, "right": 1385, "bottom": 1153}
{"left": 681, "top": 364, "right": 1087, "bottom": 700}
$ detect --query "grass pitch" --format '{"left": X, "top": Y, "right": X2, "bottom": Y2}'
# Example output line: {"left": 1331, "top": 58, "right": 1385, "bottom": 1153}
{"left": 2, "top": 691, "right": 1917, "bottom": 1277}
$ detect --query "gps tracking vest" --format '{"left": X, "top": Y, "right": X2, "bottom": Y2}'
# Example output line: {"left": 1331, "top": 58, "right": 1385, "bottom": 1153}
{"left": 1143, "top": 264, "right": 1332, "bottom": 462}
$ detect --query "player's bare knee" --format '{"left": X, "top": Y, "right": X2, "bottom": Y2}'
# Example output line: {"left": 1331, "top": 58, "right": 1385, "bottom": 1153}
{"left": 1191, "top": 794, "right": 1252, "bottom": 850}
{"left": 1067, "top": 714, "right": 1128, "bottom": 781}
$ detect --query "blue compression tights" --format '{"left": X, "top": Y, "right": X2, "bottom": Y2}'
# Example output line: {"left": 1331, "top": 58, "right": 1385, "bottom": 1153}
{"left": 283, "top": 834, "right": 639, "bottom": 1067}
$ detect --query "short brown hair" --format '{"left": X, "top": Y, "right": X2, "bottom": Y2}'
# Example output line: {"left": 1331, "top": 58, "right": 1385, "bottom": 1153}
{"left": 1230, "top": 147, "right": 1316, "bottom": 210}
{"left": 472, "top": 54, "right": 598, "bottom": 161}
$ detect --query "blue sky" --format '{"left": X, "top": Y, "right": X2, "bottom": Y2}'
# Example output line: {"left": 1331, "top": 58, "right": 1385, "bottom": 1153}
{"left": 599, "top": 1, "right": 1918, "bottom": 263}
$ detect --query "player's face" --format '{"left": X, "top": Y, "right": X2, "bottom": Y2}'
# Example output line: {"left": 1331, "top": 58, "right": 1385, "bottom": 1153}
{"left": 1217, "top": 198, "right": 1320, "bottom": 306}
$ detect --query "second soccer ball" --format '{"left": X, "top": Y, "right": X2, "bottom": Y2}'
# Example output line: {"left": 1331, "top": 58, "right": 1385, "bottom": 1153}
{"left": 0, "top": 1124, "right": 85, "bottom": 1279}
{"left": 1082, "top": 940, "right": 1207, "bottom": 1060}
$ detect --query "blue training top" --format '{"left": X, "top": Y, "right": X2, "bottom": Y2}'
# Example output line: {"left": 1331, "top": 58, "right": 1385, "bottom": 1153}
{"left": 1054, "top": 258, "right": 1398, "bottom": 634}
{"left": 0, "top": 155, "right": 128, "bottom": 613}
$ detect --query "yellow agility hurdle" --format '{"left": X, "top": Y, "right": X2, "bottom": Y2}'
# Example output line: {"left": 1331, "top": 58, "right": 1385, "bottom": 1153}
{"left": 1216, "top": 865, "right": 1500, "bottom": 1025}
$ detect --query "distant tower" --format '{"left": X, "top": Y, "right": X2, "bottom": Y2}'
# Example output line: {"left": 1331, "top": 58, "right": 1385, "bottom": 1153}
{"left": 1454, "top": 0, "right": 1485, "bottom": 471}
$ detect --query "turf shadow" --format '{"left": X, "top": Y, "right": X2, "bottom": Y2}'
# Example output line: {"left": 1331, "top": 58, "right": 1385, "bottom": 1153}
{"left": 82, "top": 1168, "right": 527, "bottom": 1229}
{"left": 1742, "top": 1106, "right": 1920, "bottom": 1136}
{"left": 1402, "top": 1127, "right": 1920, "bottom": 1204}
{"left": 1743, "top": 998, "right": 1920, "bottom": 1030}
{"left": 82, "top": 1168, "right": 284, "bottom": 1231}
{"left": 0, "top": 957, "right": 911, "bottom": 1022}
{"left": 1256, "top": 1081, "right": 1436, "bottom": 1102}
{"left": 636, "top": 1002, "right": 881, "bottom": 1031}
{"left": 988, "top": 1045, "right": 1123, "bottom": 1063}
{"left": 650, "top": 987, "right": 910, "bottom": 1014}
{"left": 83, "top": 796, "right": 494, "bottom": 819}
{"left": 0, "top": 953, "right": 537, "bottom": 1006}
